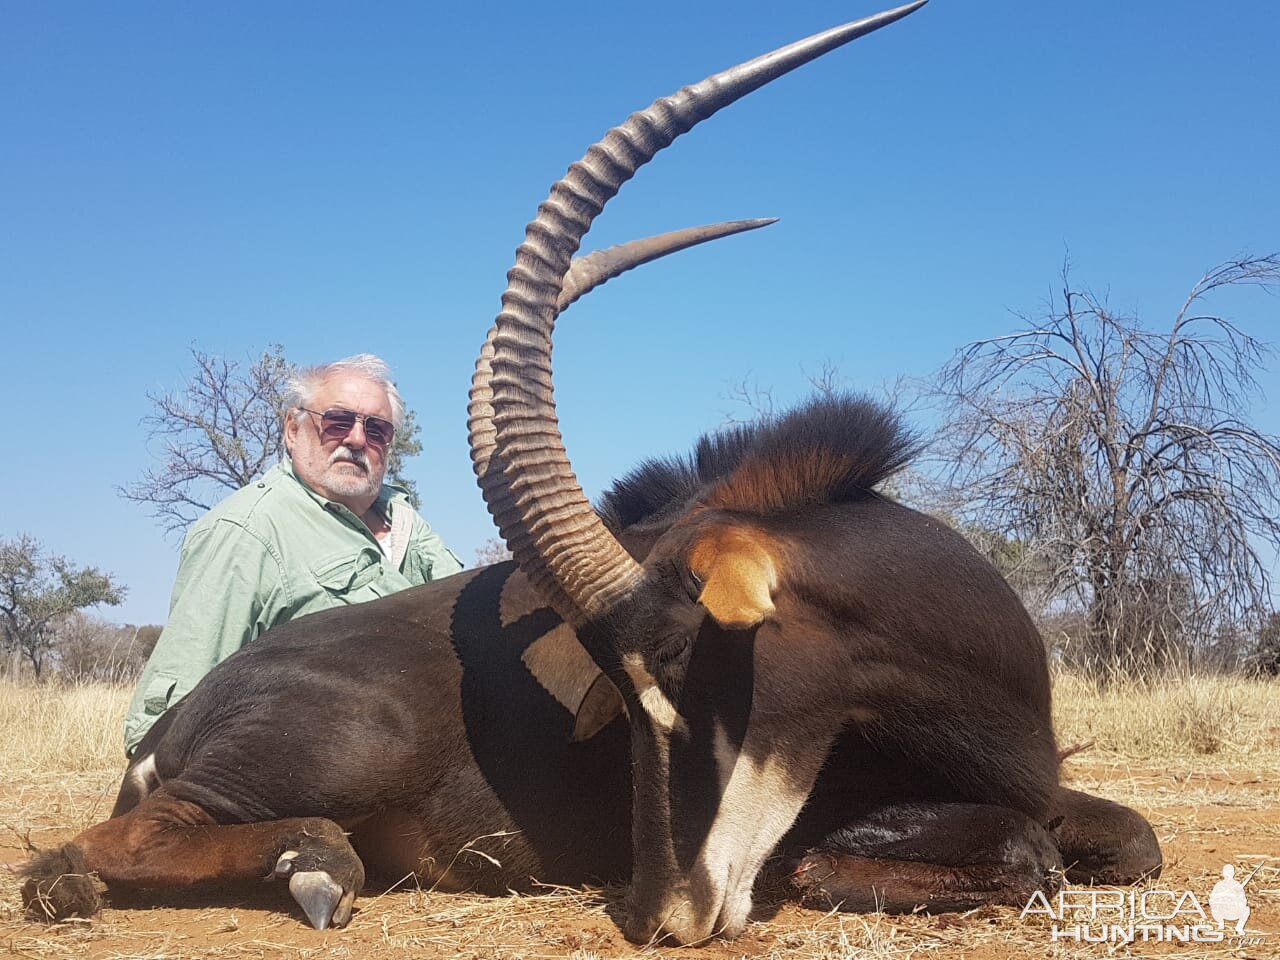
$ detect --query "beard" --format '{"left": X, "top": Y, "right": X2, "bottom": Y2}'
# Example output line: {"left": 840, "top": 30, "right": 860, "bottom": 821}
{"left": 320, "top": 444, "right": 384, "bottom": 500}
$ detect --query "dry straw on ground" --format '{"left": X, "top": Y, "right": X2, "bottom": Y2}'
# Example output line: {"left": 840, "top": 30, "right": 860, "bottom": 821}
{"left": 1, "top": 674, "right": 1277, "bottom": 959}
{"left": 1050, "top": 669, "right": 1278, "bottom": 762}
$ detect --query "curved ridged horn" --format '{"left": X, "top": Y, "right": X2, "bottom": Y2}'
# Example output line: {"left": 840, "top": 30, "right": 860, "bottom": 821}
{"left": 483, "top": 1, "right": 928, "bottom": 622}
{"left": 469, "top": 218, "right": 777, "bottom": 598}
{"left": 558, "top": 219, "right": 776, "bottom": 312}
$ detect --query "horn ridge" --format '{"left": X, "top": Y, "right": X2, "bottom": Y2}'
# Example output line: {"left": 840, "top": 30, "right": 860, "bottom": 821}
{"left": 476, "top": 2, "right": 928, "bottom": 622}
{"left": 483, "top": 94, "right": 715, "bottom": 620}
{"left": 468, "top": 220, "right": 777, "bottom": 539}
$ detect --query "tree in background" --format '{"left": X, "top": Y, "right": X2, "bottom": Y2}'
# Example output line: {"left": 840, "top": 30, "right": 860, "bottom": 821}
{"left": 948, "top": 523, "right": 1059, "bottom": 622}
{"left": 931, "top": 255, "right": 1280, "bottom": 676}
{"left": 474, "top": 538, "right": 513, "bottom": 566}
{"left": 1252, "top": 612, "right": 1280, "bottom": 676}
{"left": 120, "top": 346, "right": 291, "bottom": 533}
{"left": 0, "top": 535, "right": 127, "bottom": 680}
{"left": 52, "top": 613, "right": 161, "bottom": 684}
{"left": 385, "top": 409, "right": 423, "bottom": 510}
{"left": 121, "top": 346, "right": 424, "bottom": 534}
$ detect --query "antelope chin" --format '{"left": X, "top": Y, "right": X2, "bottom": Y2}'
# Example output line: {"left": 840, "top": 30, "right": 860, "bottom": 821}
{"left": 623, "top": 868, "right": 755, "bottom": 945}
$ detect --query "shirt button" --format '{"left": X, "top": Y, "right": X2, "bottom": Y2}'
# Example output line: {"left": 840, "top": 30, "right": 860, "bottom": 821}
{"left": 257, "top": 482, "right": 266, "bottom": 488}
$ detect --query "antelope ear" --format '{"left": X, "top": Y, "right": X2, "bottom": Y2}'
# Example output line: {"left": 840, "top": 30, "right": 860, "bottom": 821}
{"left": 688, "top": 526, "right": 779, "bottom": 629}
{"left": 572, "top": 672, "right": 625, "bottom": 742}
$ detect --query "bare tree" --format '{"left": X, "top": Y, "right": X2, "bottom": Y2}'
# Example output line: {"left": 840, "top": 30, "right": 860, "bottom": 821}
{"left": 474, "top": 538, "right": 513, "bottom": 566}
{"left": 120, "top": 346, "right": 293, "bottom": 533}
{"left": 722, "top": 375, "right": 778, "bottom": 425}
{"left": 1249, "top": 611, "right": 1280, "bottom": 676}
{"left": 122, "top": 346, "right": 424, "bottom": 534}
{"left": 52, "top": 613, "right": 161, "bottom": 684}
{"left": 931, "top": 255, "right": 1280, "bottom": 676}
{"left": 0, "top": 535, "right": 126, "bottom": 680}
{"left": 722, "top": 361, "right": 846, "bottom": 425}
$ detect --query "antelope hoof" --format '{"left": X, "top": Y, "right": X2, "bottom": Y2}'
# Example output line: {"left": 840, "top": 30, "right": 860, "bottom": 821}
{"left": 287, "top": 870, "right": 347, "bottom": 930}
{"left": 273, "top": 833, "right": 363, "bottom": 929}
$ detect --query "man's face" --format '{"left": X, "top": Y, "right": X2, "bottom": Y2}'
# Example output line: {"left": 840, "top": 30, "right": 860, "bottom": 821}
{"left": 284, "top": 373, "right": 395, "bottom": 509}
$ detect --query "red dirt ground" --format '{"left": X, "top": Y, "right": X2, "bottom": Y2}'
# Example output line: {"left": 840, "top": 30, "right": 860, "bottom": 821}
{"left": 2, "top": 763, "right": 1276, "bottom": 959}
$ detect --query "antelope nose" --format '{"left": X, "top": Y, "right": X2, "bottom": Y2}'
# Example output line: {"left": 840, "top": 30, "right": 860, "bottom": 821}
{"left": 623, "top": 893, "right": 714, "bottom": 946}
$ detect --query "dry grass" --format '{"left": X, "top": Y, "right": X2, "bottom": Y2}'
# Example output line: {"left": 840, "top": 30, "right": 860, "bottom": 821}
{"left": 0, "top": 681, "right": 130, "bottom": 840}
{"left": 1, "top": 673, "right": 1277, "bottom": 959}
{"left": 2, "top": 672, "right": 1273, "bottom": 783}
{"left": 0, "top": 680, "right": 131, "bottom": 777}
{"left": 1051, "top": 669, "right": 1279, "bottom": 762}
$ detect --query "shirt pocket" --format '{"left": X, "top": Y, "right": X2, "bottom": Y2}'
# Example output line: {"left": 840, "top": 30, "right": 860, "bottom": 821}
{"left": 309, "top": 546, "right": 384, "bottom": 601}
{"left": 142, "top": 672, "right": 179, "bottom": 716}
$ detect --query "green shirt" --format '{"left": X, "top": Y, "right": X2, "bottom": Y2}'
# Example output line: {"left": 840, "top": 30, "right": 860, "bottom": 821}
{"left": 123, "top": 456, "right": 463, "bottom": 755}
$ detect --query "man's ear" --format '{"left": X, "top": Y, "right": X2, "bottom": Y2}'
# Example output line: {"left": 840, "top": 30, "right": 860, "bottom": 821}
{"left": 283, "top": 410, "right": 298, "bottom": 454}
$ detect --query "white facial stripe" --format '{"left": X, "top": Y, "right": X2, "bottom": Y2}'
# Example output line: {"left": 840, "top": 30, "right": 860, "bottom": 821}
{"left": 639, "top": 685, "right": 687, "bottom": 735}
{"left": 711, "top": 720, "right": 736, "bottom": 794}
{"left": 693, "top": 730, "right": 811, "bottom": 936}
{"left": 623, "top": 652, "right": 687, "bottom": 735}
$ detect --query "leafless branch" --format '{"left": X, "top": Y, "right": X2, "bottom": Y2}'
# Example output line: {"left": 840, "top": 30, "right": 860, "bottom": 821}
{"left": 927, "top": 254, "right": 1280, "bottom": 676}
{"left": 119, "top": 345, "right": 293, "bottom": 535}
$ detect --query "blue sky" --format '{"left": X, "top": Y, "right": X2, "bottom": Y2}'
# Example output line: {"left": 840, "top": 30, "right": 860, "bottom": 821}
{"left": 2, "top": 0, "right": 1277, "bottom": 625}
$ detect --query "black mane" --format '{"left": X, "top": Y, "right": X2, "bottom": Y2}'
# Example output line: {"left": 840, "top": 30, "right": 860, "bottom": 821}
{"left": 598, "top": 394, "right": 921, "bottom": 531}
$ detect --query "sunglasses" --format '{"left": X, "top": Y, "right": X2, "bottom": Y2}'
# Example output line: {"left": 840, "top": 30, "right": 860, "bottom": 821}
{"left": 299, "top": 407, "right": 395, "bottom": 448}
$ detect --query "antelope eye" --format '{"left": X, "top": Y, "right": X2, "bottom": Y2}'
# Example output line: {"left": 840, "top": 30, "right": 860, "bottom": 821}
{"left": 683, "top": 567, "right": 704, "bottom": 603}
{"left": 653, "top": 633, "right": 691, "bottom": 667}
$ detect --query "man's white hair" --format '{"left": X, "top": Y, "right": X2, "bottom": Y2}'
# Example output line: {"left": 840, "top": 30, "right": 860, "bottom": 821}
{"left": 282, "top": 354, "right": 406, "bottom": 431}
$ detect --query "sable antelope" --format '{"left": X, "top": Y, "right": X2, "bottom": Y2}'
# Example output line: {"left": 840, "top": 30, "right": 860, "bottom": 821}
{"left": 19, "top": 1, "right": 1160, "bottom": 944}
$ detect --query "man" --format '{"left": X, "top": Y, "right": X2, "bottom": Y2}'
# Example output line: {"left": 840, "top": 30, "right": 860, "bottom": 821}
{"left": 124, "top": 354, "right": 463, "bottom": 755}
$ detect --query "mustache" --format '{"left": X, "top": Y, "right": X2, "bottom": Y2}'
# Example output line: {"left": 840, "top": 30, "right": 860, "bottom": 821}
{"left": 329, "top": 445, "right": 369, "bottom": 470}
